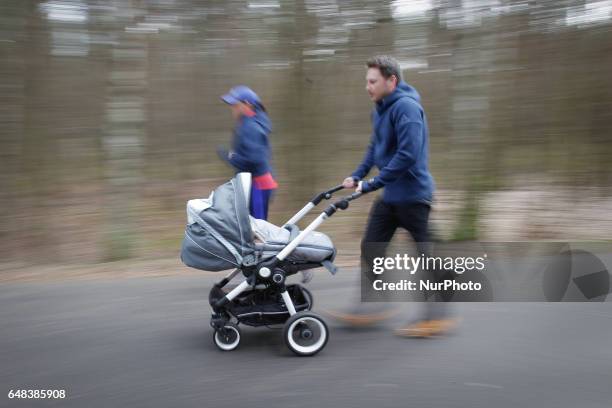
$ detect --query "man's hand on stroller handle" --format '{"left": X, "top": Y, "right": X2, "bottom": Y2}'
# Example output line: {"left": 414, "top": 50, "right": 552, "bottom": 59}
{"left": 342, "top": 176, "right": 370, "bottom": 194}
{"left": 342, "top": 177, "right": 357, "bottom": 189}
{"left": 342, "top": 176, "right": 369, "bottom": 193}
{"left": 356, "top": 180, "right": 364, "bottom": 193}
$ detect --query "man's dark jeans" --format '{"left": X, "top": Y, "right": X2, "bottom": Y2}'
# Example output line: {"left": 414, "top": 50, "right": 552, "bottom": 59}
{"left": 361, "top": 198, "right": 448, "bottom": 319}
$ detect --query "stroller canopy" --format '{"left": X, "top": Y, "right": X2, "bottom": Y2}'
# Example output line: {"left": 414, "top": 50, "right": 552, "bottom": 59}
{"left": 181, "top": 173, "right": 255, "bottom": 271}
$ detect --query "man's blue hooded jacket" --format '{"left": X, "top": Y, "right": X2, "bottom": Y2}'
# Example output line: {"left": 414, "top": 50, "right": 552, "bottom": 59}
{"left": 352, "top": 81, "right": 435, "bottom": 205}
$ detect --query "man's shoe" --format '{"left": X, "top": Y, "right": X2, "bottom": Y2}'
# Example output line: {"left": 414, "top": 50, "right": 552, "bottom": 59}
{"left": 394, "top": 319, "right": 434, "bottom": 337}
{"left": 394, "top": 318, "right": 460, "bottom": 338}
{"left": 325, "top": 304, "right": 399, "bottom": 327}
{"left": 427, "top": 318, "right": 460, "bottom": 336}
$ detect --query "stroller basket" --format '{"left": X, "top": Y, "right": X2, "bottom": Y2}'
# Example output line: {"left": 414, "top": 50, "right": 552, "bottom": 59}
{"left": 210, "top": 284, "right": 312, "bottom": 327}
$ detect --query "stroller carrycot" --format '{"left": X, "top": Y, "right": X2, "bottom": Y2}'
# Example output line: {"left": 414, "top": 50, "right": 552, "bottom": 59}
{"left": 181, "top": 173, "right": 335, "bottom": 272}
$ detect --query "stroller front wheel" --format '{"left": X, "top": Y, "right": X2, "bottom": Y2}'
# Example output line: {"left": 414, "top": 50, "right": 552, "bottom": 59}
{"left": 213, "top": 323, "right": 241, "bottom": 351}
{"left": 283, "top": 312, "right": 328, "bottom": 356}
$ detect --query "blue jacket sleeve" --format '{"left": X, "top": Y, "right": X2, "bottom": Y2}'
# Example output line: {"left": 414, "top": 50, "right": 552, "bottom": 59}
{"left": 351, "top": 110, "right": 377, "bottom": 181}
{"left": 227, "top": 122, "right": 267, "bottom": 173}
{"left": 365, "top": 114, "right": 422, "bottom": 192}
{"left": 351, "top": 134, "right": 375, "bottom": 181}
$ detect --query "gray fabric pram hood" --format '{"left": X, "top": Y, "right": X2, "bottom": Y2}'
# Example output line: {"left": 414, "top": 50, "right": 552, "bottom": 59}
{"left": 181, "top": 174, "right": 256, "bottom": 271}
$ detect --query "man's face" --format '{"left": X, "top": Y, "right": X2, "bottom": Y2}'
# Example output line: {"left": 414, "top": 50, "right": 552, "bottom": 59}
{"left": 365, "top": 67, "right": 397, "bottom": 102}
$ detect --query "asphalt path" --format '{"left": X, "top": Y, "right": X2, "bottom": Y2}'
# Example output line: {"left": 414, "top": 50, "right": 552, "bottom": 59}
{"left": 1, "top": 270, "right": 611, "bottom": 408}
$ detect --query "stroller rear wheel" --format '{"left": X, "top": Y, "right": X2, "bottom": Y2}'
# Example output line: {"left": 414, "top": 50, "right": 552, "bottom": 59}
{"left": 283, "top": 312, "right": 328, "bottom": 356}
{"left": 213, "top": 323, "right": 241, "bottom": 351}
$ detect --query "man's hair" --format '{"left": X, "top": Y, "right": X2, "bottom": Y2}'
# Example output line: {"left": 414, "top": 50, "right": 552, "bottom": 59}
{"left": 366, "top": 55, "right": 402, "bottom": 83}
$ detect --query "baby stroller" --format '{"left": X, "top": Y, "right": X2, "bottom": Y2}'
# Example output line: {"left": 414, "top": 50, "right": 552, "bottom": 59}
{"left": 180, "top": 173, "right": 362, "bottom": 356}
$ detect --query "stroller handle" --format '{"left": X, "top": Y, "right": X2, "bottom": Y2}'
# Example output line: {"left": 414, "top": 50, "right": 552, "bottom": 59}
{"left": 283, "top": 184, "right": 345, "bottom": 227}
{"left": 310, "top": 185, "right": 345, "bottom": 206}
{"left": 275, "top": 190, "right": 365, "bottom": 263}
{"left": 324, "top": 191, "right": 363, "bottom": 215}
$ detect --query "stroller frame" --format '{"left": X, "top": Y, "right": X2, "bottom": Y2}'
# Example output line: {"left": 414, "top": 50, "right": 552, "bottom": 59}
{"left": 209, "top": 185, "right": 363, "bottom": 356}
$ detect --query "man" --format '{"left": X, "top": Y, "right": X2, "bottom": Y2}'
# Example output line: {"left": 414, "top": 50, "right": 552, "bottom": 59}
{"left": 336, "top": 55, "right": 456, "bottom": 337}
{"left": 218, "top": 85, "right": 278, "bottom": 220}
